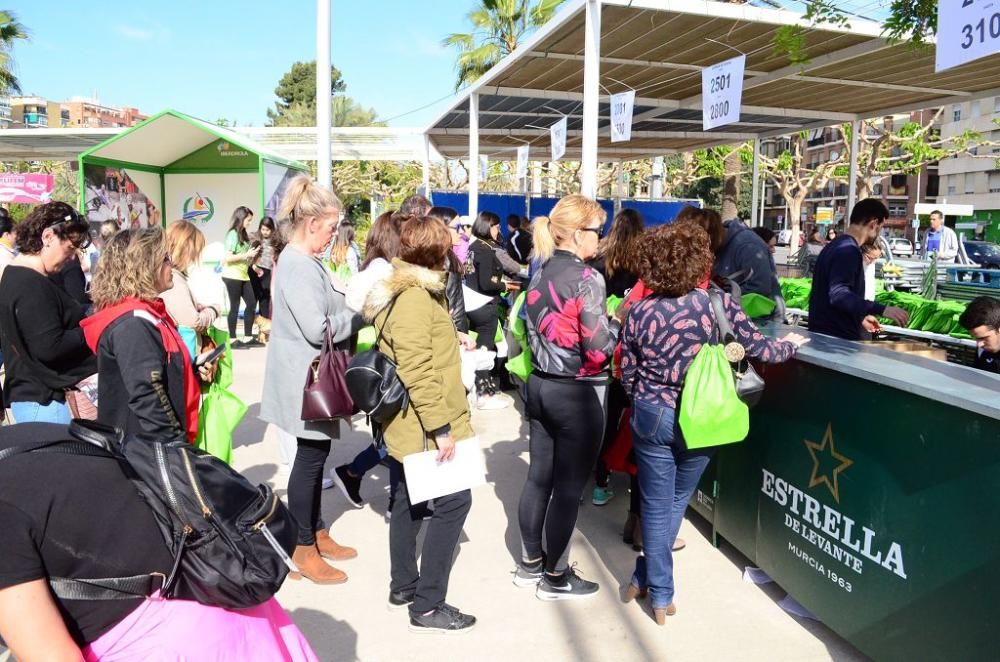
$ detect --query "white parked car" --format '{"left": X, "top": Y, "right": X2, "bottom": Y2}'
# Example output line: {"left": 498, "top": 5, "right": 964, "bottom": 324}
{"left": 888, "top": 237, "right": 914, "bottom": 257}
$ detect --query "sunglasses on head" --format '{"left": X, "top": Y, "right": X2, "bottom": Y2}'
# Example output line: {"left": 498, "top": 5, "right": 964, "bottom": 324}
{"left": 44, "top": 212, "right": 92, "bottom": 249}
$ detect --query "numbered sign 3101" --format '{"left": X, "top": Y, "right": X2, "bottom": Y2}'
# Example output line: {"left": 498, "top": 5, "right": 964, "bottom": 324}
{"left": 702, "top": 54, "right": 745, "bottom": 130}
{"left": 937, "top": 0, "right": 1000, "bottom": 72}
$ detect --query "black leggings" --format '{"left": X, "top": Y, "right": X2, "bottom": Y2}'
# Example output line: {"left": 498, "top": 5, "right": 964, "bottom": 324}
{"left": 289, "top": 437, "right": 331, "bottom": 545}
{"left": 518, "top": 374, "right": 607, "bottom": 573}
{"left": 222, "top": 277, "right": 257, "bottom": 338}
{"left": 467, "top": 302, "right": 498, "bottom": 352}
{"left": 250, "top": 268, "right": 272, "bottom": 319}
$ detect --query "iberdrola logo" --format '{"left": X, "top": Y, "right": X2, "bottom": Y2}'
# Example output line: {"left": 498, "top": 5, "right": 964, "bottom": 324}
{"left": 182, "top": 193, "right": 214, "bottom": 223}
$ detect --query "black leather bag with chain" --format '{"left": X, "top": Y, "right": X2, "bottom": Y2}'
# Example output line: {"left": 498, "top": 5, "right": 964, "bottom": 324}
{"left": 345, "top": 297, "right": 409, "bottom": 425}
{"left": 707, "top": 289, "right": 766, "bottom": 407}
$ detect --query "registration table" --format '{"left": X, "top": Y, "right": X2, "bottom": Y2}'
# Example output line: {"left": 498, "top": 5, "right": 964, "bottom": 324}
{"left": 689, "top": 327, "right": 1000, "bottom": 661}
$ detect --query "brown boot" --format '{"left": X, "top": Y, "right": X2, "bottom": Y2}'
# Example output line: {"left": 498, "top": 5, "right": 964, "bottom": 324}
{"left": 289, "top": 544, "right": 347, "bottom": 585}
{"left": 672, "top": 537, "right": 686, "bottom": 552}
{"left": 653, "top": 603, "right": 678, "bottom": 625}
{"left": 315, "top": 528, "right": 357, "bottom": 561}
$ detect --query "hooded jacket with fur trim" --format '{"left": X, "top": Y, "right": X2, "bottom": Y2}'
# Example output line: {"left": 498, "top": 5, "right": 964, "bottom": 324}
{"left": 364, "top": 259, "right": 473, "bottom": 461}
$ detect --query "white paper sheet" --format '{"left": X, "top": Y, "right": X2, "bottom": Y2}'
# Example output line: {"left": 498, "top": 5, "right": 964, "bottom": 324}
{"left": 550, "top": 116, "right": 567, "bottom": 161}
{"left": 610, "top": 90, "right": 636, "bottom": 143}
{"left": 937, "top": 0, "right": 1000, "bottom": 72}
{"left": 403, "top": 438, "right": 487, "bottom": 504}
{"left": 702, "top": 54, "right": 745, "bottom": 130}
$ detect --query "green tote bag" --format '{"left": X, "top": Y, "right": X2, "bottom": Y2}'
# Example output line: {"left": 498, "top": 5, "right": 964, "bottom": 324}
{"left": 677, "top": 293, "right": 750, "bottom": 450}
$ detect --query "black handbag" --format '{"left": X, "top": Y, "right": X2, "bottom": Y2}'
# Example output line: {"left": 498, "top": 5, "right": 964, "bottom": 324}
{"left": 301, "top": 323, "right": 354, "bottom": 422}
{"left": 0, "top": 420, "right": 299, "bottom": 609}
{"left": 707, "top": 289, "right": 766, "bottom": 407}
{"left": 345, "top": 297, "right": 409, "bottom": 425}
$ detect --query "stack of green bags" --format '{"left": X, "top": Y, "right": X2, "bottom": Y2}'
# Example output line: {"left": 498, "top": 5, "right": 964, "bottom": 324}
{"left": 780, "top": 278, "right": 813, "bottom": 311}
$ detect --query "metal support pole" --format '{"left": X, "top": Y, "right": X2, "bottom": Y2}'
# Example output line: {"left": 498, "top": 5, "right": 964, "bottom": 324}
{"left": 469, "top": 93, "right": 480, "bottom": 220}
{"left": 614, "top": 160, "right": 624, "bottom": 214}
{"left": 751, "top": 138, "right": 761, "bottom": 227}
{"left": 651, "top": 156, "right": 664, "bottom": 200}
{"left": 847, "top": 119, "right": 861, "bottom": 219}
{"left": 580, "top": 0, "right": 601, "bottom": 198}
{"left": 421, "top": 134, "right": 431, "bottom": 198}
{"left": 316, "top": 0, "right": 332, "bottom": 190}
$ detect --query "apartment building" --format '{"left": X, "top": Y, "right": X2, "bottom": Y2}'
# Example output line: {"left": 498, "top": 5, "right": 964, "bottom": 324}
{"left": 61, "top": 97, "right": 147, "bottom": 128}
{"left": 0, "top": 97, "right": 11, "bottom": 129}
{"left": 762, "top": 112, "right": 940, "bottom": 237}
{"left": 937, "top": 96, "right": 1000, "bottom": 241}
{"left": 9, "top": 96, "right": 70, "bottom": 128}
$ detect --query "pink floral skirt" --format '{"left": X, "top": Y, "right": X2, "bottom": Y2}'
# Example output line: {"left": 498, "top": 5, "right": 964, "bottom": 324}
{"left": 82, "top": 596, "right": 318, "bottom": 661}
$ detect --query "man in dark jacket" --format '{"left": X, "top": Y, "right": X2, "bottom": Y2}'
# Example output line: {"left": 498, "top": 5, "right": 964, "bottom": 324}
{"left": 714, "top": 217, "right": 781, "bottom": 301}
{"left": 508, "top": 216, "right": 533, "bottom": 266}
{"left": 808, "top": 199, "right": 909, "bottom": 340}
{"left": 959, "top": 296, "right": 1000, "bottom": 374}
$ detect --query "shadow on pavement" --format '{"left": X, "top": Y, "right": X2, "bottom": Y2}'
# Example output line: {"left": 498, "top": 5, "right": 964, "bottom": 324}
{"left": 233, "top": 402, "right": 267, "bottom": 449}
{"left": 287, "top": 607, "right": 358, "bottom": 662}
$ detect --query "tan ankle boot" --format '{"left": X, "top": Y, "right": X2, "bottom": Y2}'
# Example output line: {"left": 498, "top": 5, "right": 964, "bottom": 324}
{"left": 290, "top": 544, "right": 347, "bottom": 585}
{"left": 653, "top": 603, "right": 678, "bottom": 625}
{"left": 315, "top": 528, "right": 357, "bottom": 561}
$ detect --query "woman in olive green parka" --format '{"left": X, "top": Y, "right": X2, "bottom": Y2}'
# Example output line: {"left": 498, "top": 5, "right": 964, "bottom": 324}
{"left": 361, "top": 216, "right": 478, "bottom": 632}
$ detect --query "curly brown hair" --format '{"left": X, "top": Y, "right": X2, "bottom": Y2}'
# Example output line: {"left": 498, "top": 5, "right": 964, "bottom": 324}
{"left": 638, "top": 223, "right": 714, "bottom": 297}
{"left": 91, "top": 228, "right": 167, "bottom": 310}
{"left": 15, "top": 201, "right": 90, "bottom": 255}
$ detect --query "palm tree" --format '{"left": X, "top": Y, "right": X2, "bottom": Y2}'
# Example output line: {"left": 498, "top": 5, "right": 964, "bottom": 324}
{"left": 443, "top": 0, "right": 567, "bottom": 90}
{"left": 0, "top": 10, "right": 27, "bottom": 95}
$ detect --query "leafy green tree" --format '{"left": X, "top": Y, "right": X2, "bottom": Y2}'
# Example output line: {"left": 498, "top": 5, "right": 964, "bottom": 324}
{"left": 269, "top": 97, "right": 382, "bottom": 128}
{"left": 0, "top": 10, "right": 28, "bottom": 94}
{"left": 443, "top": 0, "right": 567, "bottom": 89}
{"left": 266, "top": 61, "right": 346, "bottom": 125}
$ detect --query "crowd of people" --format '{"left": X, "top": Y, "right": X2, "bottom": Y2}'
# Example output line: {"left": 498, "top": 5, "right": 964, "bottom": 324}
{"left": 2, "top": 183, "right": 996, "bottom": 658}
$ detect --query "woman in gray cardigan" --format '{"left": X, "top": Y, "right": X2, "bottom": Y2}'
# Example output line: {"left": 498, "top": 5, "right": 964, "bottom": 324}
{"left": 261, "top": 176, "right": 364, "bottom": 585}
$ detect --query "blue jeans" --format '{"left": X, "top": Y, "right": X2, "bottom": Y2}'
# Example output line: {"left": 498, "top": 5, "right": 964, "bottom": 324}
{"left": 11, "top": 400, "right": 72, "bottom": 424}
{"left": 348, "top": 443, "right": 387, "bottom": 476}
{"left": 629, "top": 399, "right": 711, "bottom": 609}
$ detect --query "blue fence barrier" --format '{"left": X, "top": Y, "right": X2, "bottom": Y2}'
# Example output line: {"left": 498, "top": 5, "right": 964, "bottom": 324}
{"left": 430, "top": 192, "right": 700, "bottom": 237}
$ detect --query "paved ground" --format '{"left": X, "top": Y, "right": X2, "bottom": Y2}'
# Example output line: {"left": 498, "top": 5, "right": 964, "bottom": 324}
{"left": 230, "top": 347, "right": 869, "bottom": 662}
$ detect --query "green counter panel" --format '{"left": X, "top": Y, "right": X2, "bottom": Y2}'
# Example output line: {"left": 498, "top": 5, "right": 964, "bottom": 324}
{"left": 713, "top": 359, "right": 1000, "bottom": 661}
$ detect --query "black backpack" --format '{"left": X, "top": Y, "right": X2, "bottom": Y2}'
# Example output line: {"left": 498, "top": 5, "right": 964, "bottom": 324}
{"left": 345, "top": 296, "right": 409, "bottom": 425}
{"left": 0, "top": 420, "right": 298, "bottom": 609}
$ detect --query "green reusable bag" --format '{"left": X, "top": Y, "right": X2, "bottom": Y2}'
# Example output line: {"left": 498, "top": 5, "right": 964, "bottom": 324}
{"left": 677, "top": 297, "right": 749, "bottom": 450}
{"left": 741, "top": 293, "right": 776, "bottom": 319}
{"left": 504, "top": 291, "right": 533, "bottom": 382}
{"left": 356, "top": 326, "right": 377, "bottom": 354}
{"left": 606, "top": 295, "right": 624, "bottom": 317}
{"left": 194, "top": 327, "right": 247, "bottom": 464}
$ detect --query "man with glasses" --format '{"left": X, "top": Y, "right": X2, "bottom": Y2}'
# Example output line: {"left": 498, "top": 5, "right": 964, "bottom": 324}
{"left": 959, "top": 296, "right": 1000, "bottom": 374}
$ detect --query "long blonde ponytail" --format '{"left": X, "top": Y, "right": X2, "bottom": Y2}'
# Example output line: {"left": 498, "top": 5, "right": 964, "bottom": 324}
{"left": 531, "top": 194, "right": 606, "bottom": 262}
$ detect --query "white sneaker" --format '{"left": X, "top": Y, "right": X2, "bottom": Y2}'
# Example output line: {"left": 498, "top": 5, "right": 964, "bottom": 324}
{"left": 321, "top": 477, "right": 334, "bottom": 490}
{"left": 477, "top": 395, "right": 510, "bottom": 411}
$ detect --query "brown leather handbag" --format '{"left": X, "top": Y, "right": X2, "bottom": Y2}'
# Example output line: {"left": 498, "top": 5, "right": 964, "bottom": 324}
{"left": 301, "top": 324, "right": 355, "bottom": 421}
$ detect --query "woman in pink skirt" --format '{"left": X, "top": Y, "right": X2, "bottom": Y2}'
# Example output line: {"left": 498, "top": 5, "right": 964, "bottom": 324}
{"left": 0, "top": 422, "right": 318, "bottom": 661}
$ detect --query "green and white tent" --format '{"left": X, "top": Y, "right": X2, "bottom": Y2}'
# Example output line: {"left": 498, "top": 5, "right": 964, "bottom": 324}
{"left": 78, "top": 109, "right": 309, "bottom": 244}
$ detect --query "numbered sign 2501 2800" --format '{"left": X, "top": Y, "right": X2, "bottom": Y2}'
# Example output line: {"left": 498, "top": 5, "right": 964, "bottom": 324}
{"left": 937, "top": 0, "right": 1000, "bottom": 72}
{"left": 702, "top": 54, "right": 745, "bottom": 131}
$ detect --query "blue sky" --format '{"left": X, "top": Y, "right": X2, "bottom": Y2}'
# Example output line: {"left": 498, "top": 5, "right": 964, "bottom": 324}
{"left": 10, "top": 0, "right": 483, "bottom": 128}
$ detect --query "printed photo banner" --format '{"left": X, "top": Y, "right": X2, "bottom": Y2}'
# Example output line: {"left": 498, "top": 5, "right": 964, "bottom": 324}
{"left": 0, "top": 173, "right": 54, "bottom": 203}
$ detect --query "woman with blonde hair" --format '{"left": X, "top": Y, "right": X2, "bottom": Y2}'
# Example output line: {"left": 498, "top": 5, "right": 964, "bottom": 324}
{"left": 82, "top": 228, "right": 216, "bottom": 441}
{"left": 514, "top": 194, "right": 628, "bottom": 600}
{"left": 260, "top": 176, "right": 364, "bottom": 585}
{"left": 161, "top": 220, "right": 219, "bottom": 344}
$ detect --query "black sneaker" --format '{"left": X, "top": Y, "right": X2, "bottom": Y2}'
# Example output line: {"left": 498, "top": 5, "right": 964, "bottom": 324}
{"left": 387, "top": 588, "right": 415, "bottom": 611}
{"left": 512, "top": 557, "right": 545, "bottom": 588}
{"left": 331, "top": 465, "right": 364, "bottom": 508}
{"left": 230, "top": 339, "right": 245, "bottom": 349}
{"left": 536, "top": 565, "right": 600, "bottom": 601}
{"left": 408, "top": 603, "right": 476, "bottom": 634}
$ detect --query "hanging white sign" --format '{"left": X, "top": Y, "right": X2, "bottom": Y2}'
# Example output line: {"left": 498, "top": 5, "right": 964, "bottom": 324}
{"left": 702, "top": 54, "right": 745, "bottom": 130}
{"left": 936, "top": 0, "right": 1000, "bottom": 72}
{"left": 610, "top": 90, "right": 636, "bottom": 143}
{"left": 479, "top": 154, "right": 489, "bottom": 181}
{"left": 516, "top": 145, "right": 530, "bottom": 180}
{"left": 550, "top": 116, "right": 567, "bottom": 161}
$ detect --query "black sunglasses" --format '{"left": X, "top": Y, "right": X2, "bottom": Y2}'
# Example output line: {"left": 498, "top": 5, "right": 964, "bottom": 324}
{"left": 580, "top": 227, "right": 605, "bottom": 239}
